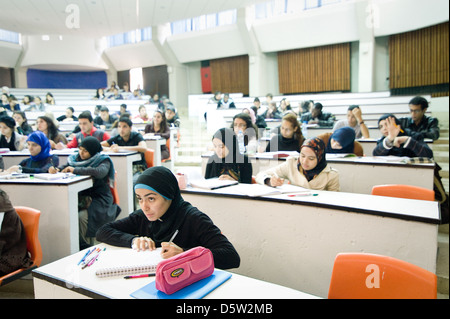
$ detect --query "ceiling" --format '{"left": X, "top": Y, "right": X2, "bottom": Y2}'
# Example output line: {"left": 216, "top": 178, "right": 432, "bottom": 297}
{"left": 0, "top": 0, "right": 269, "bottom": 39}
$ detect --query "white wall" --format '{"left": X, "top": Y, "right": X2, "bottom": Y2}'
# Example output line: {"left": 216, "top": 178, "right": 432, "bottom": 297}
{"left": 0, "top": 41, "right": 22, "bottom": 68}
{"left": 20, "top": 35, "right": 108, "bottom": 71}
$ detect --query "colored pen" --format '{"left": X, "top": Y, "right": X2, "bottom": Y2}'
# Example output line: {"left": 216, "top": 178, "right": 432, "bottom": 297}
{"left": 124, "top": 273, "right": 156, "bottom": 279}
{"left": 287, "top": 193, "right": 318, "bottom": 197}
{"left": 77, "top": 248, "right": 93, "bottom": 265}
{"left": 80, "top": 248, "right": 98, "bottom": 266}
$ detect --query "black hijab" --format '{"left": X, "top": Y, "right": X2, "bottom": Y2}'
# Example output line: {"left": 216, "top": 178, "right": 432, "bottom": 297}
{"left": 134, "top": 166, "right": 190, "bottom": 243}
{"left": 206, "top": 128, "right": 250, "bottom": 182}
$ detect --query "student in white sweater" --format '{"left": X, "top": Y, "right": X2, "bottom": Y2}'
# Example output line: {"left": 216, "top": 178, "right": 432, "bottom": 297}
{"left": 255, "top": 137, "right": 340, "bottom": 191}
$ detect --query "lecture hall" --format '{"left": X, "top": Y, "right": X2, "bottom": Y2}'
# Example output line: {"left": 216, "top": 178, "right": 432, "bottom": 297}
{"left": 0, "top": 0, "right": 448, "bottom": 303}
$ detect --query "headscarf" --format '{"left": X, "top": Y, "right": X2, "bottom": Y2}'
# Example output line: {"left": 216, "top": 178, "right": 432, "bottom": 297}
{"left": 134, "top": 166, "right": 190, "bottom": 243}
{"left": 326, "top": 127, "right": 355, "bottom": 154}
{"left": 67, "top": 136, "right": 115, "bottom": 187}
{"left": 207, "top": 128, "right": 248, "bottom": 182}
{"left": 299, "top": 137, "right": 328, "bottom": 182}
{"left": 26, "top": 131, "right": 52, "bottom": 162}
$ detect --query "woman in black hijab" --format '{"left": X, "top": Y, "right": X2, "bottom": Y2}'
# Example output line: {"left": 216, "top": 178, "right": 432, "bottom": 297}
{"left": 53, "top": 136, "right": 120, "bottom": 249}
{"left": 205, "top": 128, "right": 252, "bottom": 184}
{"left": 96, "top": 166, "right": 240, "bottom": 270}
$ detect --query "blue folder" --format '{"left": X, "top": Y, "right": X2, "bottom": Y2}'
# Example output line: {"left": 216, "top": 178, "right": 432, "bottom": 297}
{"left": 130, "top": 269, "right": 232, "bottom": 299}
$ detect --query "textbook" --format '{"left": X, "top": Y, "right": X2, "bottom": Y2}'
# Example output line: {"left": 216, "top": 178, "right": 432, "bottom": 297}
{"left": 0, "top": 148, "right": 10, "bottom": 154}
{"left": 130, "top": 269, "right": 232, "bottom": 299}
{"left": 229, "top": 183, "right": 310, "bottom": 197}
{"left": 94, "top": 248, "right": 163, "bottom": 278}
{"left": 255, "top": 151, "right": 299, "bottom": 159}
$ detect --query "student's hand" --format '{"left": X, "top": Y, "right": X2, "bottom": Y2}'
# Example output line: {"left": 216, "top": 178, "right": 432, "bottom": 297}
{"left": 49, "top": 140, "right": 57, "bottom": 149}
{"left": 218, "top": 174, "right": 236, "bottom": 181}
{"left": 352, "top": 107, "right": 364, "bottom": 122}
{"left": 386, "top": 117, "right": 400, "bottom": 141}
{"left": 55, "top": 142, "right": 65, "bottom": 150}
{"left": 160, "top": 242, "right": 183, "bottom": 259}
{"left": 132, "top": 236, "right": 156, "bottom": 252}
{"left": 6, "top": 165, "right": 20, "bottom": 173}
{"left": 309, "top": 119, "right": 319, "bottom": 124}
{"left": 48, "top": 166, "right": 59, "bottom": 174}
{"left": 62, "top": 166, "right": 75, "bottom": 173}
{"left": 393, "top": 136, "right": 409, "bottom": 148}
{"left": 110, "top": 144, "right": 120, "bottom": 152}
{"left": 270, "top": 175, "right": 284, "bottom": 187}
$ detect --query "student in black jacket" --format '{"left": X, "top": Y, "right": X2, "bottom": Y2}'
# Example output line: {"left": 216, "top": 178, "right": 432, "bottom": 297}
{"left": 96, "top": 166, "right": 241, "bottom": 270}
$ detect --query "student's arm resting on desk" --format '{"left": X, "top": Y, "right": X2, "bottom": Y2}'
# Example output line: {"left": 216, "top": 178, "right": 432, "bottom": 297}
{"left": 96, "top": 209, "right": 241, "bottom": 270}
{"left": 255, "top": 160, "right": 290, "bottom": 186}
{"left": 71, "top": 160, "right": 111, "bottom": 179}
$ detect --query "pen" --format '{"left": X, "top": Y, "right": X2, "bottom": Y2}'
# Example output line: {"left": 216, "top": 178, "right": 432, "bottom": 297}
{"left": 124, "top": 273, "right": 156, "bottom": 279}
{"left": 162, "top": 229, "right": 179, "bottom": 253}
{"left": 77, "top": 248, "right": 93, "bottom": 265}
{"left": 168, "top": 229, "right": 179, "bottom": 244}
{"left": 287, "top": 193, "right": 318, "bottom": 197}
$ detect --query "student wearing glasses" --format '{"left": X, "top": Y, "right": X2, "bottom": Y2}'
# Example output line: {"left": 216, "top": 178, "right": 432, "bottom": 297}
{"left": 398, "top": 96, "right": 440, "bottom": 141}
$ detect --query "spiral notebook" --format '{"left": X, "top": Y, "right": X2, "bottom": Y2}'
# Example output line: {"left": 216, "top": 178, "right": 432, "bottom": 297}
{"left": 94, "top": 248, "right": 163, "bottom": 278}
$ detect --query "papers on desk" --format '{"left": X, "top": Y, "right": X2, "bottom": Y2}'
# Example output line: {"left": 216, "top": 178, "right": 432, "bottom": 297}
{"left": 325, "top": 153, "right": 357, "bottom": 159}
{"left": 180, "top": 168, "right": 238, "bottom": 190}
{"left": 0, "top": 173, "right": 29, "bottom": 180}
{"left": 33, "top": 173, "right": 76, "bottom": 180}
{"left": 0, "top": 148, "right": 10, "bottom": 154}
{"left": 229, "top": 183, "right": 311, "bottom": 197}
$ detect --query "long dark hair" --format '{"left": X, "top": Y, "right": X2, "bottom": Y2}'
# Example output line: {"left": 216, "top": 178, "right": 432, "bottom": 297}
{"left": 153, "top": 109, "right": 168, "bottom": 133}
{"left": 37, "top": 115, "right": 60, "bottom": 140}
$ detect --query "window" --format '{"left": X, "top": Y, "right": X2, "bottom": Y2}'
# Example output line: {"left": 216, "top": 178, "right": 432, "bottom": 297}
{"left": 0, "top": 28, "right": 21, "bottom": 44}
{"left": 106, "top": 26, "right": 152, "bottom": 48}
{"left": 171, "top": 9, "right": 237, "bottom": 35}
{"left": 255, "top": 0, "right": 344, "bottom": 18}
{"left": 129, "top": 67, "right": 143, "bottom": 92}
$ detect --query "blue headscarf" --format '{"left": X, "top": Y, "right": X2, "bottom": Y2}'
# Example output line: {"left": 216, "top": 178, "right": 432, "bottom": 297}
{"left": 326, "top": 127, "right": 356, "bottom": 154}
{"left": 26, "top": 131, "right": 52, "bottom": 162}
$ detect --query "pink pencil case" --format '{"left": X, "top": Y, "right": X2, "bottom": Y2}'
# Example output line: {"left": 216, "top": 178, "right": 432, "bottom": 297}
{"left": 155, "top": 246, "right": 214, "bottom": 295}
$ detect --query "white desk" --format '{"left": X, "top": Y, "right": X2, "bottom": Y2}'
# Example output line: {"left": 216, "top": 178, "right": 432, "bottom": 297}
{"left": 180, "top": 185, "right": 440, "bottom": 298}
{"left": 32, "top": 244, "right": 319, "bottom": 299}
{"left": 201, "top": 153, "right": 436, "bottom": 195}
{"left": 144, "top": 137, "right": 166, "bottom": 167}
{"left": 2, "top": 149, "right": 141, "bottom": 218}
{"left": 0, "top": 175, "right": 93, "bottom": 265}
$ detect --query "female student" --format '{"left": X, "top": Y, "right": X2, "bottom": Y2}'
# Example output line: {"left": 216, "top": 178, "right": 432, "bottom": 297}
{"left": 13, "top": 111, "right": 33, "bottom": 136}
{"left": 230, "top": 113, "right": 258, "bottom": 154}
{"left": 205, "top": 128, "right": 253, "bottom": 184}
{"left": 96, "top": 166, "right": 241, "bottom": 270}
{"left": 0, "top": 116, "right": 27, "bottom": 151}
{"left": 143, "top": 110, "right": 170, "bottom": 160}
{"left": 0, "top": 189, "right": 33, "bottom": 277}
{"left": 4, "top": 131, "right": 58, "bottom": 174}
{"left": 318, "top": 127, "right": 364, "bottom": 156}
{"left": 256, "top": 137, "right": 340, "bottom": 191}
{"left": 373, "top": 114, "right": 433, "bottom": 158}
{"left": 51, "top": 137, "right": 120, "bottom": 249}
{"left": 36, "top": 116, "right": 68, "bottom": 149}
{"left": 265, "top": 113, "right": 304, "bottom": 153}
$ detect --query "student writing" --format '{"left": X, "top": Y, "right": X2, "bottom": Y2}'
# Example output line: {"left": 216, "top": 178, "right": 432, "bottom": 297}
{"left": 96, "top": 166, "right": 241, "bottom": 269}
{"left": 256, "top": 137, "right": 340, "bottom": 191}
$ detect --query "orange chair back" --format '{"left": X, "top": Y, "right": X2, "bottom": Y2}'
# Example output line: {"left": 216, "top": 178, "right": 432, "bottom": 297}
{"left": 14, "top": 206, "right": 43, "bottom": 268}
{"left": 162, "top": 139, "right": 171, "bottom": 162}
{"left": 110, "top": 171, "right": 119, "bottom": 205}
{"left": 328, "top": 253, "right": 437, "bottom": 299}
{"left": 145, "top": 149, "right": 154, "bottom": 168}
{"left": 371, "top": 184, "right": 435, "bottom": 201}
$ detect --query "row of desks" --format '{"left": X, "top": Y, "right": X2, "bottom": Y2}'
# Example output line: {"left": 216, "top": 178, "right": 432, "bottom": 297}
{"left": 201, "top": 153, "right": 436, "bottom": 194}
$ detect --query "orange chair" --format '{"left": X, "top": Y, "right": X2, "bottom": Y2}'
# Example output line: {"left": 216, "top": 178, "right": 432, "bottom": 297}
{"left": 328, "top": 253, "right": 437, "bottom": 299}
{"left": 145, "top": 149, "right": 154, "bottom": 168}
{"left": 0, "top": 206, "right": 42, "bottom": 287}
{"left": 162, "top": 139, "right": 171, "bottom": 163}
{"left": 110, "top": 171, "right": 120, "bottom": 205}
{"left": 371, "top": 184, "right": 435, "bottom": 201}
